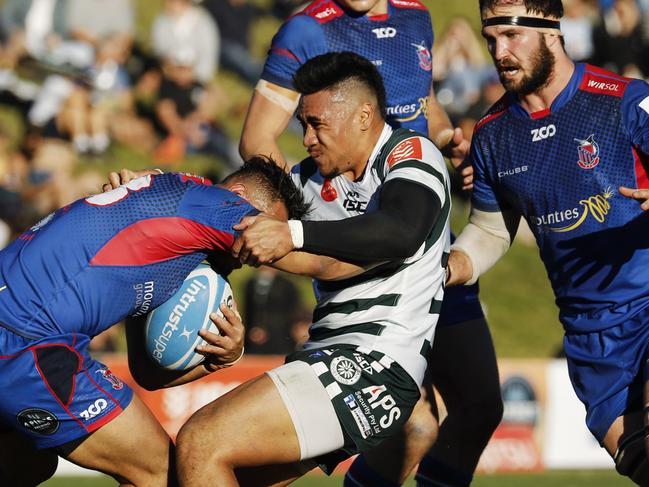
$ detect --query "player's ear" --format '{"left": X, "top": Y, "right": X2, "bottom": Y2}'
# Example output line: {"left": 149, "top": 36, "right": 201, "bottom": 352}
{"left": 359, "top": 102, "right": 373, "bottom": 131}
{"left": 229, "top": 182, "right": 247, "bottom": 198}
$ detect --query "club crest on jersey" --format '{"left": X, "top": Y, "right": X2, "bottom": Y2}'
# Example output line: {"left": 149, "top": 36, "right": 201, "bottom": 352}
{"left": 388, "top": 137, "right": 423, "bottom": 167}
{"left": 96, "top": 368, "right": 124, "bottom": 390}
{"left": 330, "top": 356, "right": 362, "bottom": 385}
{"left": 575, "top": 135, "right": 600, "bottom": 169}
{"left": 321, "top": 179, "right": 338, "bottom": 202}
{"left": 411, "top": 42, "right": 432, "bottom": 71}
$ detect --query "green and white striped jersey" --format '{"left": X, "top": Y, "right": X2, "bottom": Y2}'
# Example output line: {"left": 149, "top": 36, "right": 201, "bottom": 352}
{"left": 290, "top": 124, "right": 451, "bottom": 385}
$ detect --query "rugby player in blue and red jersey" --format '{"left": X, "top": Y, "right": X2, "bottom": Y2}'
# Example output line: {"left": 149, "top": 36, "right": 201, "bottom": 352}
{"left": 0, "top": 158, "right": 312, "bottom": 486}
{"left": 239, "top": 1, "right": 502, "bottom": 486}
{"left": 448, "top": 0, "right": 649, "bottom": 485}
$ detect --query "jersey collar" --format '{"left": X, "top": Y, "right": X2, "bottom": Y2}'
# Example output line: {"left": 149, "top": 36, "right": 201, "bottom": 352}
{"left": 509, "top": 62, "right": 584, "bottom": 120}
{"left": 369, "top": 123, "right": 394, "bottom": 169}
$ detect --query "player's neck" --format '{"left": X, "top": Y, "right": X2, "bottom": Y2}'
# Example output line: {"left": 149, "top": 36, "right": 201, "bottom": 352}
{"left": 342, "top": 123, "right": 384, "bottom": 181}
{"left": 518, "top": 57, "right": 575, "bottom": 115}
{"left": 367, "top": 0, "right": 388, "bottom": 16}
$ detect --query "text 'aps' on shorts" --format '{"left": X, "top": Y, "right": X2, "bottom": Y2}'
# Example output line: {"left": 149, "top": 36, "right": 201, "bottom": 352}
{"left": 0, "top": 326, "right": 133, "bottom": 450}
{"left": 286, "top": 344, "right": 420, "bottom": 474}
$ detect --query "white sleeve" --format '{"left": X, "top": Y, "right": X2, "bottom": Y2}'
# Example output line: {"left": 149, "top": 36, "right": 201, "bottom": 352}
{"left": 451, "top": 207, "right": 520, "bottom": 285}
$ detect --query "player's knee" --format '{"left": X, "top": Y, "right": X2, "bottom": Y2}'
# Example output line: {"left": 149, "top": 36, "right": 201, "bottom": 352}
{"left": 614, "top": 433, "right": 649, "bottom": 486}
{"left": 404, "top": 401, "right": 439, "bottom": 452}
{"left": 176, "top": 418, "right": 225, "bottom": 470}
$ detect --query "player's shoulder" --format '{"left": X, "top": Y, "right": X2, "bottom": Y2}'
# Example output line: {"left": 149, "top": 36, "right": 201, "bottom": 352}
{"left": 382, "top": 128, "right": 441, "bottom": 169}
{"left": 578, "top": 64, "right": 635, "bottom": 99}
{"left": 271, "top": 2, "right": 329, "bottom": 51}
{"left": 474, "top": 93, "right": 512, "bottom": 133}
{"left": 388, "top": 0, "right": 429, "bottom": 11}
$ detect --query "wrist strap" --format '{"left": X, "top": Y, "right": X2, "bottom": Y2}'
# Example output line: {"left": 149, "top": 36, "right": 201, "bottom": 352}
{"left": 288, "top": 220, "right": 304, "bottom": 249}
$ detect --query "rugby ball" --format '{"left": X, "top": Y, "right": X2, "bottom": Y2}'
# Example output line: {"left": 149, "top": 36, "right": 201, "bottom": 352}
{"left": 145, "top": 263, "right": 233, "bottom": 370}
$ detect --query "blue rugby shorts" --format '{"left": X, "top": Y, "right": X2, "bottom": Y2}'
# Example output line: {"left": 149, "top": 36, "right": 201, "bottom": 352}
{"left": 0, "top": 326, "right": 133, "bottom": 449}
{"left": 564, "top": 305, "right": 649, "bottom": 443}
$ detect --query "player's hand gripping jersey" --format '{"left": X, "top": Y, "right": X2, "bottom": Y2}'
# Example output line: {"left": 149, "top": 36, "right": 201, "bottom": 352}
{"left": 0, "top": 173, "right": 257, "bottom": 341}
{"left": 470, "top": 64, "right": 649, "bottom": 333}
{"left": 262, "top": 0, "right": 434, "bottom": 134}
{"left": 291, "top": 125, "right": 450, "bottom": 385}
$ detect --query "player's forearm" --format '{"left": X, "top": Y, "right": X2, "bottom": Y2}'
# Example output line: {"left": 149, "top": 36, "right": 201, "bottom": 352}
{"left": 446, "top": 249, "right": 474, "bottom": 286}
{"left": 239, "top": 89, "right": 296, "bottom": 168}
{"left": 451, "top": 207, "right": 519, "bottom": 284}
{"left": 239, "top": 134, "right": 287, "bottom": 168}
{"left": 272, "top": 251, "right": 370, "bottom": 280}
{"left": 300, "top": 180, "right": 441, "bottom": 263}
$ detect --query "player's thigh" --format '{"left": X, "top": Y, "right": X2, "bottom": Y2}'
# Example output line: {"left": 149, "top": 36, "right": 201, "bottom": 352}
{"left": 428, "top": 318, "right": 501, "bottom": 411}
{"left": 64, "top": 393, "right": 174, "bottom": 485}
{"left": 177, "top": 374, "right": 302, "bottom": 468}
{"left": 0, "top": 428, "right": 58, "bottom": 485}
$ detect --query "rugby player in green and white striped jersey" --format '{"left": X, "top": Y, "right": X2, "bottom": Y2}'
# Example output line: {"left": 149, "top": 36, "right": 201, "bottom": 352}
{"left": 174, "top": 52, "right": 452, "bottom": 487}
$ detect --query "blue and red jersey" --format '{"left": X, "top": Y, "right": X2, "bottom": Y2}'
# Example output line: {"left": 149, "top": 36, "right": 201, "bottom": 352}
{"left": 261, "top": 0, "right": 434, "bottom": 134}
{"left": 0, "top": 173, "right": 257, "bottom": 340}
{"left": 470, "top": 63, "right": 649, "bottom": 333}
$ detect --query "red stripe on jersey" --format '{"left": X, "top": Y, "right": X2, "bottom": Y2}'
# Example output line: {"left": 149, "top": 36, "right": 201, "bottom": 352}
{"left": 475, "top": 107, "right": 507, "bottom": 130}
{"left": 387, "top": 137, "right": 423, "bottom": 167}
{"left": 270, "top": 47, "right": 300, "bottom": 63}
{"left": 90, "top": 217, "right": 234, "bottom": 266}
{"left": 584, "top": 64, "right": 629, "bottom": 82}
{"left": 579, "top": 70, "right": 627, "bottom": 98}
{"left": 634, "top": 146, "right": 649, "bottom": 189}
{"left": 369, "top": 13, "right": 389, "bottom": 21}
{"left": 389, "top": 0, "right": 427, "bottom": 10}
{"left": 180, "top": 174, "right": 212, "bottom": 186}
{"left": 530, "top": 108, "right": 551, "bottom": 119}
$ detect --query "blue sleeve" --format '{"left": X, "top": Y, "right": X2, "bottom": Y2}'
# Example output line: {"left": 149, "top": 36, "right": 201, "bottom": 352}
{"left": 468, "top": 135, "right": 505, "bottom": 213}
{"left": 177, "top": 183, "right": 259, "bottom": 250}
{"left": 260, "top": 14, "right": 329, "bottom": 89}
{"left": 621, "top": 78, "right": 649, "bottom": 155}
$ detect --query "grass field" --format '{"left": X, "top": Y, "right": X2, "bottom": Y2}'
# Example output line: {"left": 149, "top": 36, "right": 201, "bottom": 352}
{"left": 42, "top": 470, "right": 635, "bottom": 487}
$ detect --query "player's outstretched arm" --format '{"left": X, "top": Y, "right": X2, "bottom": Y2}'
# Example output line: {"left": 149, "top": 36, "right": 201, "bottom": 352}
{"left": 126, "top": 303, "right": 245, "bottom": 390}
{"left": 620, "top": 186, "right": 649, "bottom": 211}
{"left": 239, "top": 83, "right": 300, "bottom": 169}
{"left": 233, "top": 179, "right": 441, "bottom": 266}
{"left": 271, "top": 251, "right": 376, "bottom": 280}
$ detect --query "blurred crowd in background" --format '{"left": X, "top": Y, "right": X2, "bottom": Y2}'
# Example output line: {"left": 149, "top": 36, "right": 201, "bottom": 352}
{"left": 0, "top": 0, "right": 648, "bottom": 354}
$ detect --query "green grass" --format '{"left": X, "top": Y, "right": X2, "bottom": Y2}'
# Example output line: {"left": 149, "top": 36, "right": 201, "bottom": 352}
{"left": 41, "top": 470, "right": 634, "bottom": 487}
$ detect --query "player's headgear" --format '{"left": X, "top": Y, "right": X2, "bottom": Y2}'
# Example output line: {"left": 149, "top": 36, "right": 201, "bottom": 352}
{"left": 480, "top": 0, "right": 563, "bottom": 31}
{"left": 222, "top": 156, "right": 310, "bottom": 220}
{"left": 293, "top": 51, "right": 388, "bottom": 120}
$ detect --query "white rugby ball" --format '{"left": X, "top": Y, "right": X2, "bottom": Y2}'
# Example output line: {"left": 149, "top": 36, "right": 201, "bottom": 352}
{"left": 145, "top": 263, "right": 232, "bottom": 370}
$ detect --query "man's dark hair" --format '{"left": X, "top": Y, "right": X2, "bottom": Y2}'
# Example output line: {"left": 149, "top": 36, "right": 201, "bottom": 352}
{"left": 479, "top": 0, "right": 564, "bottom": 18}
{"left": 222, "top": 156, "right": 309, "bottom": 219}
{"left": 293, "top": 51, "right": 387, "bottom": 120}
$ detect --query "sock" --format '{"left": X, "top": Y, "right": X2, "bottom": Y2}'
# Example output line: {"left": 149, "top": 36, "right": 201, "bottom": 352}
{"left": 344, "top": 455, "right": 402, "bottom": 487}
{"left": 415, "top": 455, "right": 473, "bottom": 487}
